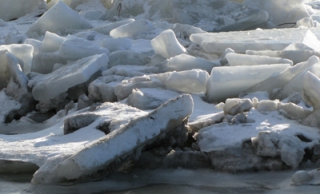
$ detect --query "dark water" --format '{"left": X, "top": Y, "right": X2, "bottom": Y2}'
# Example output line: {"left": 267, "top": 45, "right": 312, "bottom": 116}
{"left": 1, "top": 169, "right": 319, "bottom": 194}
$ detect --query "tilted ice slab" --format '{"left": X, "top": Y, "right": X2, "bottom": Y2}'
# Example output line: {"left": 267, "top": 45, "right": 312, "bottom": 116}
{"left": 26, "top": 1, "right": 92, "bottom": 38}
{"left": 206, "top": 64, "right": 291, "bottom": 103}
{"left": 0, "top": 44, "right": 34, "bottom": 74}
{"left": 32, "top": 94, "right": 193, "bottom": 184}
{"left": 0, "top": 0, "right": 45, "bottom": 21}
{"left": 110, "top": 19, "right": 155, "bottom": 39}
{"left": 303, "top": 71, "right": 320, "bottom": 110}
{"left": 245, "top": 56, "right": 320, "bottom": 95}
{"left": 151, "top": 29, "right": 187, "bottom": 59}
{"left": 115, "top": 69, "right": 209, "bottom": 100}
{"left": 30, "top": 54, "right": 108, "bottom": 104}
{"left": 190, "top": 29, "right": 320, "bottom": 54}
{"left": 0, "top": 102, "right": 147, "bottom": 170}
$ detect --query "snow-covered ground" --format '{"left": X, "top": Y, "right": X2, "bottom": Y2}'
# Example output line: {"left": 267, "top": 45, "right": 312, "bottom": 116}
{"left": 2, "top": 0, "right": 320, "bottom": 193}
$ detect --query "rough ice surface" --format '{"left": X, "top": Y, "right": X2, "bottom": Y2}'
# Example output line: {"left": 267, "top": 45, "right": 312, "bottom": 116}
{"left": 3, "top": 0, "right": 320, "bottom": 190}
{"left": 206, "top": 64, "right": 291, "bottom": 103}
{"left": 0, "top": 0, "right": 45, "bottom": 21}
{"left": 30, "top": 54, "right": 108, "bottom": 111}
{"left": 151, "top": 29, "right": 187, "bottom": 59}
{"left": 26, "top": 1, "right": 92, "bottom": 37}
{"left": 32, "top": 94, "right": 193, "bottom": 184}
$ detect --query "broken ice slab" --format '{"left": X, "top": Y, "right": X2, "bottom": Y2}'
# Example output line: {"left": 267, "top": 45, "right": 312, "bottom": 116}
{"left": 225, "top": 53, "right": 293, "bottom": 66}
{"left": 40, "top": 31, "right": 66, "bottom": 53}
{"left": 0, "top": 0, "right": 45, "bottom": 21}
{"left": 190, "top": 28, "right": 320, "bottom": 54}
{"left": 30, "top": 54, "right": 109, "bottom": 111}
{"left": 151, "top": 29, "right": 187, "bottom": 59}
{"left": 0, "top": 44, "right": 34, "bottom": 74}
{"left": 206, "top": 64, "right": 290, "bottom": 103}
{"left": 158, "top": 54, "right": 220, "bottom": 73}
{"left": 0, "top": 102, "right": 147, "bottom": 173}
{"left": 302, "top": 71, "right": 320, "bottom": 110}
{"left": 26, "top": 1, "right": 92, "bottom": 38}
{"left": 31, "top": 94, "right": 193, "bottom": 184}
{"left": 93, "top": 19, "right": 135, "bottom": 35}
{"left": 245, "top": 56, "right": 319, "bottom": 95}
{"left": 272, "top": 59, "right": 320, "bottom": 100}
{"left": 246, "top": 50, "right": 320, "bottom": 65}
{"left": 127, "top": 88, "right": 181, "bottom": 110}
{"left": 115, "top": 69, "right": 209, "bottom": 100}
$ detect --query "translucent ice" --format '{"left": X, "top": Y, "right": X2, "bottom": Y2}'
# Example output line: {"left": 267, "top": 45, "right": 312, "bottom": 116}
{"left": 26, "top": 1, "right": 92, "bottom": 37}
{"left": 110, "top": 19, "right": 155, "bottom": 38}
{"left": 40, "top": 31, "right": 66, "bottom": 53}
{"left": 151, "top": 29, "right": 187, "bottom": 59}
{"left": 206, "top": 64, "right": 291, "bottom": 102}
{"left": 31, "top": 54, "right": 109, "bottom": 109}
{"left": 225, "top": 53, "right": 293, "bottom": 66}
{"left": 100, "top": 37, "right": 132, "bottom": 52}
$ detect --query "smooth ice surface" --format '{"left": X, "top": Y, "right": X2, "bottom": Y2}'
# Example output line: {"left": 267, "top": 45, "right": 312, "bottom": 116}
{"left": 0, "top": 44, "right": 34, "bottom": 74}
{"left": 303, "top": 71, "right": 320, "bottom": 110}
{"left": 100, "top": 37, "right": 132, "bottom": 52}
{"left": 32, "top": 94, "right": 193, "bottom": 183}
{"left": 151, "top": 29, "right": 187, "bottom": 59}
{"left": 206, "top": 64, "right": 291, "bottom": 103}
{"left": 40, "top": 31, "right": 66, "bottom": 53}
{"left": 110, "top": 19, "right": 155, "bottom": 38}
{"left": 31, "top": 54, "right": 108, "bottom": 102}
{"left": 159, "top": 54, "right": 220, "bottom": 73}
{"left": 226, "top": 53, "right": 293, "bottom": 66}
{"left": 190, "top": 28, "right": 320, "bottom": 54}
{"left": 26, "top": 1, "right": 92, "bottom": 37}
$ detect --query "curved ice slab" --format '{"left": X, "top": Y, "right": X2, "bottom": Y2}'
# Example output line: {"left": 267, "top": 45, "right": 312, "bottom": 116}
{"left": 206, "top": 64, "right": 291, "bottom": 103}
{"left": 32, "top": 94, "right": 193, "bottom": 184}
{"left": 26, "top": 1, "right": 92, "bottom": 37}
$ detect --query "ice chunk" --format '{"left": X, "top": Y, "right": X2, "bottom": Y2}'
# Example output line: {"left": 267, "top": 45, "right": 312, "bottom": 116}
{"left": 190, "top": 28, "right": 320, "bottom": 54}
{"left": 252, "top": 131, "right": 305, "bottom": 168}
{"left": 245, "top": 56, "right": 320, "bottom": 95}
{"left": 0, "top": 0, "right": 45, "bottom": 21}
{"left": 226, "top": 53, "right": 293, "bottom": 66}
{"left": 110, "top": 19, "right": 155, "bottom": 38}
{"left": 223, "top": 98, "right": 252, "bottom": 116}
{"left": 115, "top": 69, "right": 209, "bottom": 100}
{"left": 243, "top": 0, "right": 310, "bottom": 28}
{"left": 26, "top": 1, "right": 92, "bottom": 37}
{"left": 93, "top": 19, "right": 135, "bottom": 35}
{"left": 206, "top": 64, "right": 291, "bottom": 103}
{"left": 88, "top": 77, "right": 123, "bottom": 103}
{"left": 272, "top": 59, "right": 320, "bottom": 100}
{"left": 246, "top": 50, "right": 320, "bottom": 65}
{"left": 151, "top": 29, "right": 187, "bottom": 59}
{"left": 32, "top": 94, "right": 193, "bottom": 183}
{"left": 40, "top": 31, "right": 66, "bottom": 53}
{"left": 0, "top": 90, "right": 21, "bottom": 123}
{"left": 58, "top": 35, "right": 110, "bottom": 60}
{"left": 100, "top": 37, "right": 132, "bottom": 52}
{"left": 0, "top": 44, "right": 34, "bottom": 74}
{"left": 30, "top": 54, "right": 108, "bottom": 111}
{"left": 127, "top": 88, "right": 181, "bottom": 110}
{"left": 302, "top": 71, "right": 320, "bottom": 110}
{"left": 158, "top": 54, "right": 220, "bottom": 73}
